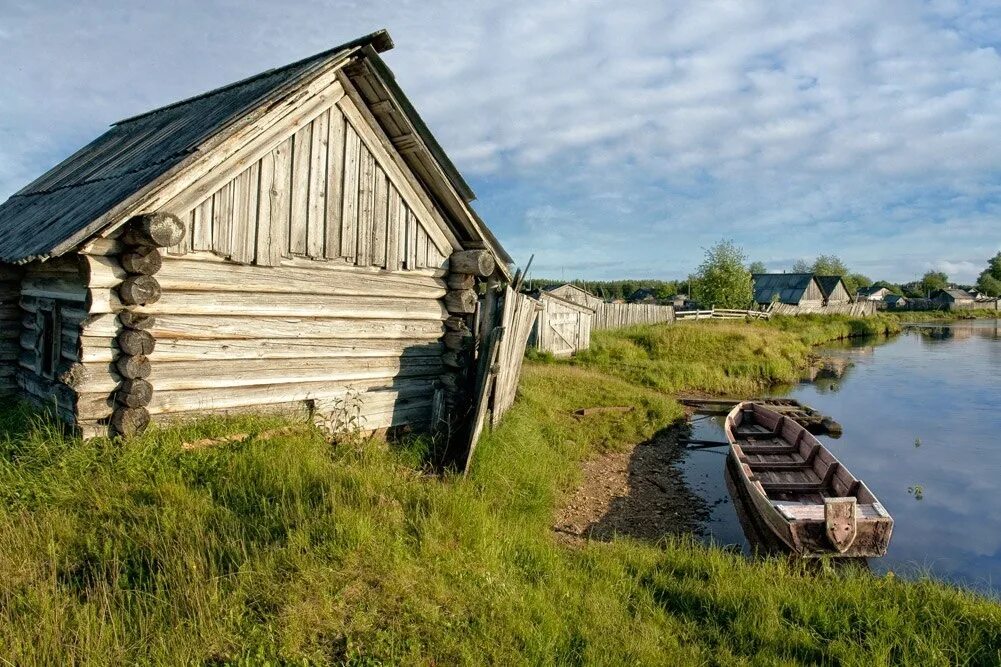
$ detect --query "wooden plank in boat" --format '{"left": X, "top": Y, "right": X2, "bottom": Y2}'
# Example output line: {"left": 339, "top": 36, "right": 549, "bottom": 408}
{"left": 775, "top": 502, "right": 889, "bottom": 521}
{"left": 760, "top": 481, "right": 826, "bottom": 493}
{"left": 743, "top": 460, "right": 813, "bottom": 471}
{"left": 736, "top": 430, "right": 781, "bottom": 439}
{"left": 738, "top": 445, "right": 798, "bottom": 455}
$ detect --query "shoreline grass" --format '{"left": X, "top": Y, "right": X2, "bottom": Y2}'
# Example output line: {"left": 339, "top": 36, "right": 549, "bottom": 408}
{"left": 0, "top": 315, "right": 999, "bottom": 663}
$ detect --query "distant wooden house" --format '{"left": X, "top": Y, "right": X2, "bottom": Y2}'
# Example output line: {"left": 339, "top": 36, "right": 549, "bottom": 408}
{"left": 752, "top": 273, "right": 825, "bottom": 307}
{"left": 857, "top": 286, "right": 892, "bottom": 302}
{"left": 628, "top": 287, "right": 660, "bottom": 304}
{"left": 532, "top": 292, "right": 593, "bottom": 357}
{"left": 815, "top": 276, "right": 851, "bottom": 305}
{"left": 545, "top": 283, "right": 604, "bottom": 310}
{"left": 884, "top": 294, "right": 908, "bottom": 309}
{"left": 0, "top": 30, "right": 512, "bottom": 439}
{"left": 670, "top": 294, "right": 689, "bottom": 308}
{"left": 931, "top": 288, "right": 975, "bottom": 309}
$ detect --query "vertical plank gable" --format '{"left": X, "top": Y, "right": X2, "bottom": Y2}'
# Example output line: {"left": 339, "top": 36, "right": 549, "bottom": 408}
{"left": 212, "top": 181, "right": 234, "bottom": 257}
{"left": 371, "top": 166, "right": 388, "bottom": 268}
{"left": 257, "top": 138, "right": 292, "bottom": 266}
{"left": 340, "top": 125, "right": 361, "bottom": 260}
{"left": 192, "top": 198, "right": 213, "bottom": 251}
{"left": 307, "top": 110, "right": 329, "bottom": 258}
{"left": 324, "top": 107, "right": 345, "bottom": 259}
{"left": 289, "top": 123, "right": 312, "bottom": 256}
{"left": 356, "top": 147, "right": 375, "bottom": 266}
{"left": 230, "top": 162, "right": 259, "bottom": 264}
{"left": 386, "top": 185, "right": 402, "bottom": 271}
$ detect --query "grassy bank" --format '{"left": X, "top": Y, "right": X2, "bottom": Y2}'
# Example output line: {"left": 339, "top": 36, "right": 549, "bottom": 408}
{"left": 885, "top": 308, "right": 1000, "bottom": 322}
{"left": 1, "top": 316, "right": 999, "bottom": 664}
{"left": 573, "top": 314, "right": 902, "bottom": 395}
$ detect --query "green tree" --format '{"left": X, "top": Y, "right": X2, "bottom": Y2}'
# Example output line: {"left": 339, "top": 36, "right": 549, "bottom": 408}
{"left": 843, "top": 272, "right": 871, "bottom": 296}
{"left": 975, "top": 251, "right": 1001, "bottom": 297}
{"left": 811, "top": 254, "right": 849, "bottom": 276}
{"left": 748, "top": 261, "right": 767, "bottom": 275}
{"left": 919, "top": 270, "right": 949, "bottom": 296}
{"left": 872, "top": 280, "right": 903, "bottom": 296}
{"left": 694, "top": 240, "right": 754, "bottom": 309}
{"left": 791, "top": 259, "right": 811, "bottom": 273}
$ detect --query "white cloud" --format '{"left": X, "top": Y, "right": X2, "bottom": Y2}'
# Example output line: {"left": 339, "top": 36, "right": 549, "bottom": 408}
{"left": 1, "top": 0, "right": 1000, "bottom": 281}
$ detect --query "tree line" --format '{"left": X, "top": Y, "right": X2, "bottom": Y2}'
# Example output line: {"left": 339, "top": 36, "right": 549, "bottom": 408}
{"left": 528, "top": 245, "right": 1001, "bottom": 307}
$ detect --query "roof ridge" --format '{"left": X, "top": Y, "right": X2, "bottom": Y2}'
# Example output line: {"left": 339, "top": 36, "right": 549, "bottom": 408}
{"left": 114, "top": 29, "right": 393, "bottom": 126}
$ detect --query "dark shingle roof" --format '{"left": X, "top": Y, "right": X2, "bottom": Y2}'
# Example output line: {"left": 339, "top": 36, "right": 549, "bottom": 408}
{"left": 858, "top": 285, "right": 887, "bottom": 297}
{"left": 935, "top": 288, "right": 974, "bottom": 301}
{"left": 752, "top": 273, "right": 817, "bottom": 305}
{"left": 814, "top": 275, "right": 846, "bottom": 299}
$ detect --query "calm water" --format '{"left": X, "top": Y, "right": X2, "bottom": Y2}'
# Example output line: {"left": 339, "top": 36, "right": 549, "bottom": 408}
{"left": 682, "top": 319, "right": 1001, "bottom": 593}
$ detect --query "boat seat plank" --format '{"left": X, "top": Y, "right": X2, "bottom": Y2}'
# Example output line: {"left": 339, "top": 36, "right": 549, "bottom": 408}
{"left": 774, "top": 502, "right": 889, "bottom": 521}
{"left": 760, "top": 481, "right": 826, "bottom": 493}
{"left": 745, "top": 460, "right": 812, "bottom": 471}
{"left": 737, "top": 445, "right": 798, "bottom": 455}
{"left": 734, "top": 430, "right": 780, "bottom": 439}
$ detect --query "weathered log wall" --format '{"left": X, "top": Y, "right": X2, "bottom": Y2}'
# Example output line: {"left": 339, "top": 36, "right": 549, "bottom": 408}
{"left": 0, "top": 264, "right": 23, "bottom": 395}
{"left": 14, "top": 257, "right": 86, "bottom": 422}
{"left": 77, "top": 244, "right": 457, "bottom": 437}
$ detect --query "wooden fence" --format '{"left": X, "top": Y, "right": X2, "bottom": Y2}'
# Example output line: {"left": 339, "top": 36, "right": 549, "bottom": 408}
{"left": 462, "top": 286, "right": 540, "bottom": 472}
{"left": 675, "top": 308, "right": 769, "bottom": 321}
{"left": 949, "top": 299, "right": 1000, "bottom": 311}
{"left": 593, "top": 302, "right": 675, "bottom": 329}
{"left": 533, "top": 292, "right": 593, "bottom": 357}
{"left": 492, "top": 289, "right": 542, "bottom": 425}
{"left": 769, "top": 301, "right": 878, "bottom": 317}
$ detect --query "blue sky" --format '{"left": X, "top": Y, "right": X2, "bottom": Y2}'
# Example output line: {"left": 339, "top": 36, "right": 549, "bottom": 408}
{"left": 2, "top": 1, "right": 1000, "bottom": 283}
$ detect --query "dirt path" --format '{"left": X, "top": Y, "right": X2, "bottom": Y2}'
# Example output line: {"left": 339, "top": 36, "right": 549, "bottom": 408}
{"left": 553, "top": 426, "right": 712, "bottom": 544}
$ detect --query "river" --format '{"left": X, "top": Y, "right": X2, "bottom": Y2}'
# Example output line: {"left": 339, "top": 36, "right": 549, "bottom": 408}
{"left": 683, "top": 319, "right": 1001, "bottom": 594}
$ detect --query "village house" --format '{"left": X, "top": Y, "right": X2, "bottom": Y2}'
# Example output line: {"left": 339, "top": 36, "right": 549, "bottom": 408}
{"left": 752, "top": 273, "right": 825, "bottom": 308}
{"left": 857, "top": 285, "right": 892, "bottom": 302}
{"left": 931, "top": 288, "right": 975, "bottom": 310}
{"left": 814, "top": 275, "right": 852, "bottom": 305}
{"left": 628, "top": 287, "right": 660, "bottom": 304}
{"left": 884, "top": 294, "right": 909, "bottom": 309}
{"left": 0, "top": 30, "right": 512, "bottom": 439}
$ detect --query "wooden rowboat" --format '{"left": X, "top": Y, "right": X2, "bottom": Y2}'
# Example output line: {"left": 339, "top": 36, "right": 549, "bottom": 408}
{"left": 725, "top": 401, "right": 893, "bottom": 557}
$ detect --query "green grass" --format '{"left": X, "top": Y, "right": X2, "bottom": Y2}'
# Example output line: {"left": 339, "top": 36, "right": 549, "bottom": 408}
{"left": 884, "top": 308, "right": 1000, "bottom": 322}
{"left": 0, "top": 315, "right": 999, "bottom": 664}
{"left": 573, "top": 315, "right": 902, "bottom": 395}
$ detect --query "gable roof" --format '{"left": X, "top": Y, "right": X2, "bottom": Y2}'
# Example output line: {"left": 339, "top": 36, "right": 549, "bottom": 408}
{"left": 814, "top": 275, "right": 848, "bottom": 298}
{"left": 752, "top": 273, "right": 818, "bottom": 305}
{"left": 858, "top": 285, "right": 889, "bottom": 297}
{"left": 0, "top": 30, "right": 510, "bottom": 269}
{"left": 545, "top": 283, "right": 594, "bottom": 296}
{"left": 934, "top": 288, "right": 974, "bottom": 301}
{"left": 537, "top": 290, "right": 596, "bottom": 313}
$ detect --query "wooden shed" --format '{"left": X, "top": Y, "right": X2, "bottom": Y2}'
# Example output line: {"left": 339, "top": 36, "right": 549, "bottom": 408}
{"left": 532, "top": 292, "right": 593, "bottom": 357}
{"left": 815, "top": 276, "right": 851, "bottom": 305}
{"left": 0, "top": 30, "right": 512, "bottom": 439}
{"left": 752, "top": 273, "right": 825, "bottom": 307}
{"left": 931, "top": 288, "right": 975, "bottom": 310}
{"left": 545, "top": 283, "right": 604, "bottom": 310}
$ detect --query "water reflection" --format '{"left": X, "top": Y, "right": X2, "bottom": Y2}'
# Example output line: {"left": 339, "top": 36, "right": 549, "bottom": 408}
{"left": 678, "top": 319, "right": 1001, "bottom": 595}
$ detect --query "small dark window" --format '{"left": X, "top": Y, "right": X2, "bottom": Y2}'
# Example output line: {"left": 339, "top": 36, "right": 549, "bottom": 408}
{"left": 36, "top": 301, "right": 61, "bottom": 379}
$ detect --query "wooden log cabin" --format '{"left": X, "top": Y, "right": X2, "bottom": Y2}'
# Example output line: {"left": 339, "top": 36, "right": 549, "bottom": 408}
{"left": 0, "top": 30, "right": 512, "bottom": 439}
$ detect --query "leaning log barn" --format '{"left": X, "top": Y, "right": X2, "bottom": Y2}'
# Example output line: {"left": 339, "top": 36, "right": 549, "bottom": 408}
{"left": 0, "top": 30, "right": 519, "bottom": 441}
